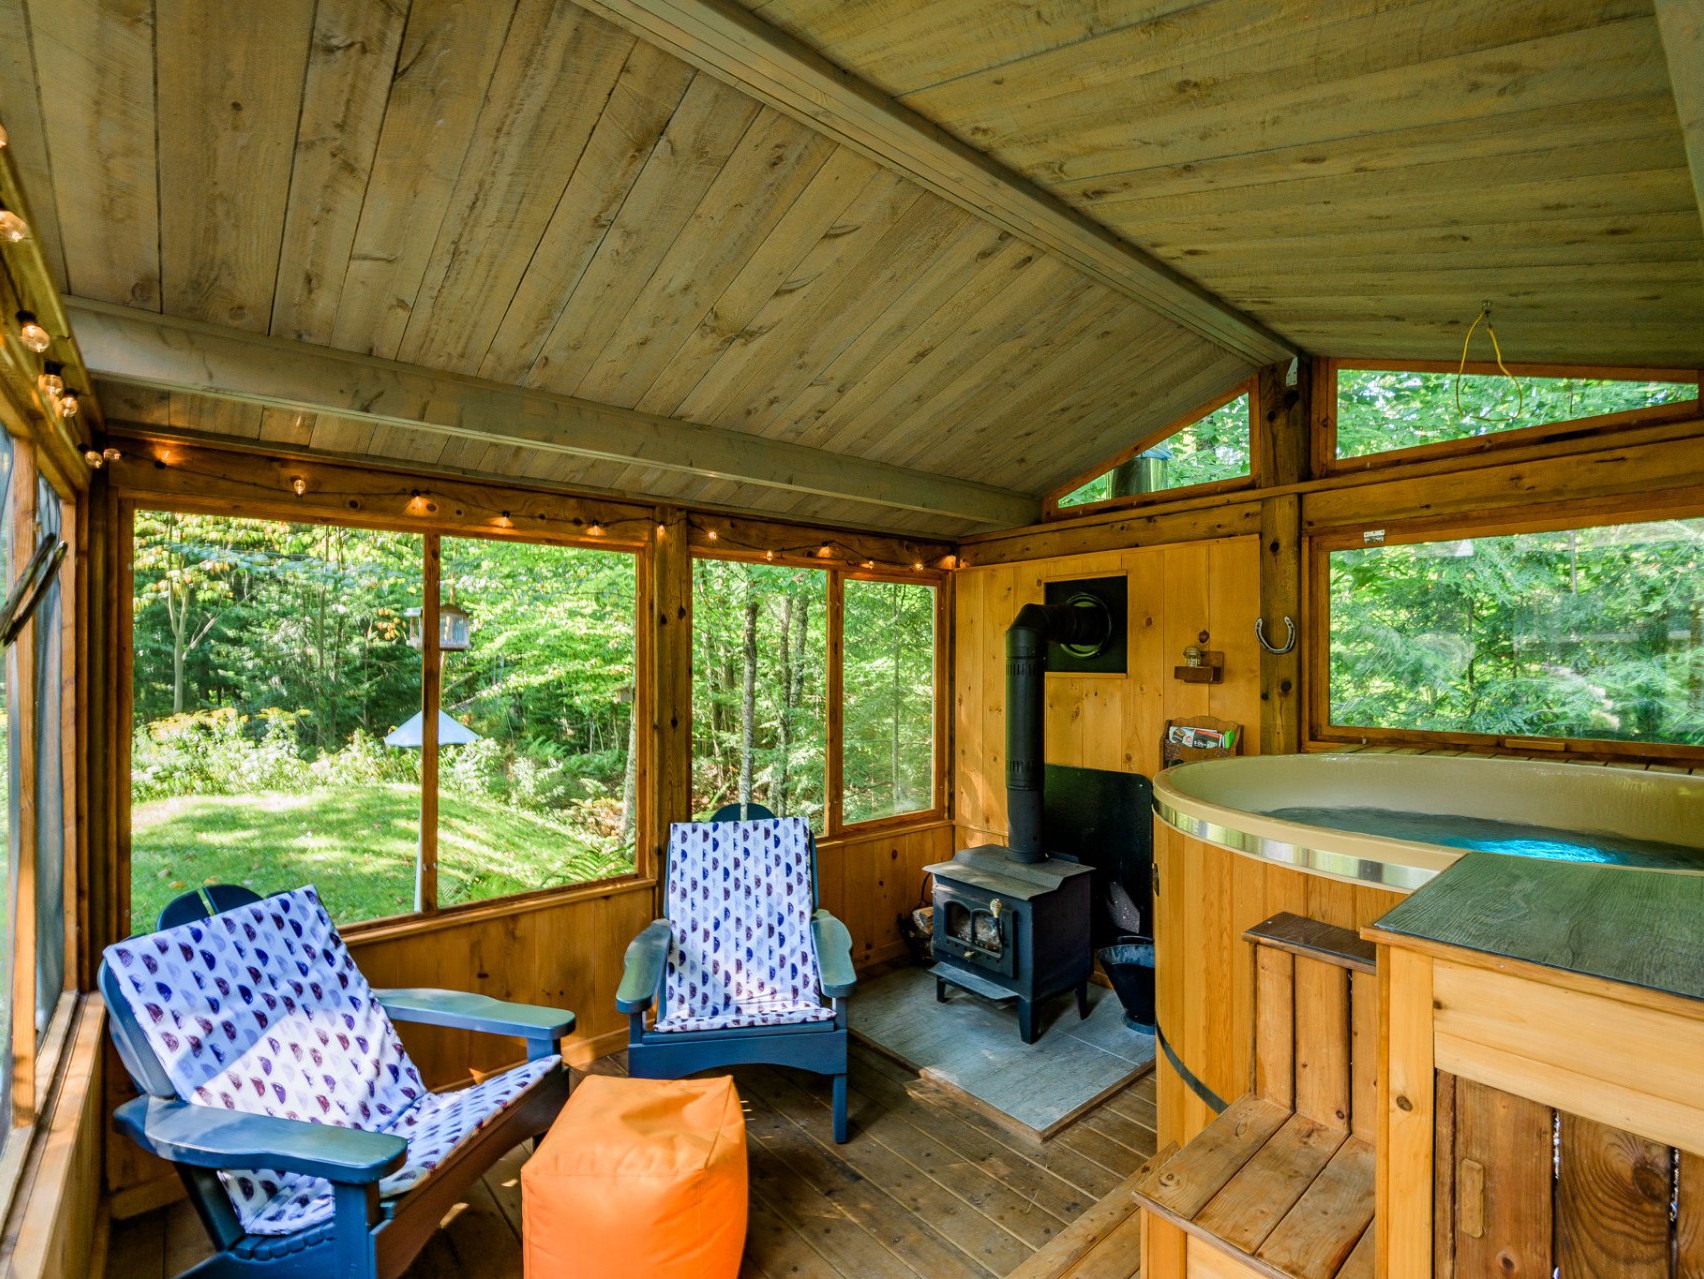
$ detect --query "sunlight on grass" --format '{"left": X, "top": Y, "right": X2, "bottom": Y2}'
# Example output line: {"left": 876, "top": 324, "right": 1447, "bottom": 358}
{"left": 130, "top": 783, "right": 634, "bottom": 929}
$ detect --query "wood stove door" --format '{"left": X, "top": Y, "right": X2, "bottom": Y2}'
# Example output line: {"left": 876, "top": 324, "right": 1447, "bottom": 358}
{"left": 934, "top": 887, "right": 1017, "bottom": 978}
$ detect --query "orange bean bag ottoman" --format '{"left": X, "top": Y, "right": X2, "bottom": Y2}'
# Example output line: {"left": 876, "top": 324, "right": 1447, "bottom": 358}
{"left": 522, "top": 1074, "right": 747, "bottom": 1279}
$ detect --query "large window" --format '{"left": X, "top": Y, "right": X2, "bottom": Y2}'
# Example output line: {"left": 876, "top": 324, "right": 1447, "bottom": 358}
{"left": 690, "top": 559, "right": 827, "bottom": 823}
{"left": 130, "top": 513, "right": 638, "bottom": 929}
{"left": 1053, "top": 385, "right": 1253, "bottom": 512}
{"left": 1333, "top": 366, "right": 1697, "bottom": 463}
{"left": 843, "top": 579, "right": 936, "bottom": 824}
{"left": 690, "top": 557, "right": 940, "bottom": 831}
{"left": 1326, "top": 516, "right": 1704, "bottom": 751}
{"left": 437, "top": 538, "right": 637, "bottom": 906}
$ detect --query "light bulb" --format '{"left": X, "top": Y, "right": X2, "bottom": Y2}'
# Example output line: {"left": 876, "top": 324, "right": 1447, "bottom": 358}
{"left": 58, "top": 389, "right": 79, "bottom": 419}
{"left": 38, "top": 368, "right": 63, "bottom": 400}
{"left": 705, "top": 528, "right": 718, "bottom": 541}
{"left": 15, "top": 311, "right": 48, "bottom": 354}
{"left": 656, "top": 523, "right": 666, "bottom": 537}
{"left": 862, "top": 559, "right": 875, "bottom": 569}
{"left": 587, "top": 521, "right": 604, "bottom": 537}
{"left": 82, "top": 447, "right": 102, "bottom": 469}
{"left": 102, "top": 447, "right": 122, "bottom": 463}
{"left": 764, "top": 549, "right": 775, "bottom": 561}
{"left": 912, "top": 561, "right": 924, "bottom": 571}
{"left": 0, "top": 210, "right": 30, "bottom": 243}
{"left": 816, "top": 543, "right": 832, "bottom": 558}
{"left": 291, "top": 476, "right": 306, "bottom": 496}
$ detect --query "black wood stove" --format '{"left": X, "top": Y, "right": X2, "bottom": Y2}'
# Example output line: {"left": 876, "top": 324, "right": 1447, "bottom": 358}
{"left": 927, "top": 846, "right": 1093, "bottom": 1042}
{"left": 926, "top": 593, "right": 1128, "bottom": 1044}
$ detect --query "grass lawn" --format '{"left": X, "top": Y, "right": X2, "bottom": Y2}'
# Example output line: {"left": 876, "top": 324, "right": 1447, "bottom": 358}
{"left": 130, "top": 783, "right": 635, "bottom": 929}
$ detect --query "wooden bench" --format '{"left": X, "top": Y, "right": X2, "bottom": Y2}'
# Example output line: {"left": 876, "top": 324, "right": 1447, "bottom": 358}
{"left": 1132, "top": 913, "right": 1380, "bottom": 1279}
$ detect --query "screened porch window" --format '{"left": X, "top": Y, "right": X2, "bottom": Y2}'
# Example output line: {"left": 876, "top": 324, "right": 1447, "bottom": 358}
{"left": 1327, "top": 516, "right": 1704, "bottom": 749}
{"left": 1334, "top": 367, "right": 1697, "bottom": 461}
{"left": 1054, "top": 387, "right": 1253, "bottom": 510}
{"left": 129, "top": 512, "right": 640, "bottom": 929}
{"left": 690, "top": 559, "right": 828, "bottom": 825}
{"left": 843, "top": 579, "right": 936, "bottom": 825}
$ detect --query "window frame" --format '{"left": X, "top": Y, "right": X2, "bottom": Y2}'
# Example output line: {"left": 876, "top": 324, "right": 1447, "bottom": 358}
{"left": 1318, "top": 358, "right": 1703, "bottom": 477}
{"left": 1043, "top": 377, "right": 1260, "bottom": 519}
{"left": 0, "top": 419, "right": 82, "bottom": 1214}
{"left": 687, "top": 545, "right": 950, "bottom": 840}
{"left": 1307, "top": 494, "right": 1704, "bottom": 764}
{"left": 120, "top": 499, "right": 653, "bottom": 940}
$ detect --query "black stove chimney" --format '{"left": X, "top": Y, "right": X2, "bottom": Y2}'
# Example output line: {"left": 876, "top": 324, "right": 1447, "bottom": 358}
{"left": 1005, "top": 600, "right": 1112, "bottom": 862}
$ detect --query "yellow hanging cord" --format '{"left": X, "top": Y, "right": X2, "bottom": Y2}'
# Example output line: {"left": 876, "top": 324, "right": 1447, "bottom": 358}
{"left": 1454, "top": 304, "right": 1524, "bottom": 425}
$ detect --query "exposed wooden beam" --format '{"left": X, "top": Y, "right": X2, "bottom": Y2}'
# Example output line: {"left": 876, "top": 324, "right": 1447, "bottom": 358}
{"left": 1655, "top": 0, "right": 1704, "bottom": 238}
{"left": 67, "top": 298, "right": 1038, "bottom": 529}
{"left": 570, "top": 0, "right": 1295, "bottom": 367}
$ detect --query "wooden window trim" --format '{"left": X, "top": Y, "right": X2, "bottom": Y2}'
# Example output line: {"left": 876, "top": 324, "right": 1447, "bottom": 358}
{"left": 1306, "top": 496, "right": 1704, "bottom": 765}
{"left": 117, "top": 498, "right": 652, "bottom": 934}
{"left": 1317, "top": 359, "right": 1703, "bottom": 477}
{"left": 1042, "top": 378, "right": 1260, "bottom": 520}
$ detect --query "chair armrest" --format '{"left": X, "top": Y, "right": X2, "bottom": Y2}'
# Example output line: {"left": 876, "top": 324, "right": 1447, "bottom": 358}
{"left": 812, "top": 909, "right": 858, "bottom": 999}
{"left": 377, "top": 989, "right": 575, "bottom": 1043}
{"left": 616, "top": 920, "right": 673, "bottom": 1014}
{"left": 114, "top": 1095, "right": 407, "bottom": 1185}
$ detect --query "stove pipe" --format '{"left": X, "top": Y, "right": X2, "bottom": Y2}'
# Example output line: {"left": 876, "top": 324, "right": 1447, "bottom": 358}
{"left": 1005, "top": 601, "right": 1112, "bottom": 862}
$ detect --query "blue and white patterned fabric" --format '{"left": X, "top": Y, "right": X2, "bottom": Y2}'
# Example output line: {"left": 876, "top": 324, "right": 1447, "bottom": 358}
{"left": 102, "top": 887, "right": 559, "bottom": 1236}
{"left": 656, "top": 816, "right": 836, "bottom": 1033}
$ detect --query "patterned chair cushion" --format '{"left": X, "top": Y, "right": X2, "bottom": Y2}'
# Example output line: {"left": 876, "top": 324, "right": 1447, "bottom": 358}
{"left": 233, "top": 1055, "right": 559, "bottom": 1235}
{"left": 102, "top": 887, "right": 561, "bottom": 1236}
{"left": 656, "top": 817, "right": 835, "bottom": 1033}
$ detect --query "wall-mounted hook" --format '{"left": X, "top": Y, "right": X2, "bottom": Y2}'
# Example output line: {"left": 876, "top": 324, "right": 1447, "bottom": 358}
{"left": 1255, "top": 616, "right": 1296, "bottom": 655}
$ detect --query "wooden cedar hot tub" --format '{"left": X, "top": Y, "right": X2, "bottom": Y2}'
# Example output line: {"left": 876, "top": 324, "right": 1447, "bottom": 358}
{"left": 1149, "top": 752, "right": 1704, "bottom": 1147}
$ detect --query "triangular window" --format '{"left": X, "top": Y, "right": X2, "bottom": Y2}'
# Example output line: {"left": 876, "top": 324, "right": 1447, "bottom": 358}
{"left": 1050, "top": 382, "right": 1254, "bottom": 513}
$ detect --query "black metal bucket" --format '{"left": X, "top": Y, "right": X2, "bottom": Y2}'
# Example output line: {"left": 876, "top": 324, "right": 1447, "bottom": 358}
{"left": 1098, "top": 938, "right": 1155, "bottom": 1030}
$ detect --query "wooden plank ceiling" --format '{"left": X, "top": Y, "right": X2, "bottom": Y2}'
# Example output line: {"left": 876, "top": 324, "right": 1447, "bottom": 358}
{"left": 0, "top": 0, "right": 1258, "bottom": 534}
{"left": 735, "top": 0, "right": 1704, "bottom": 368}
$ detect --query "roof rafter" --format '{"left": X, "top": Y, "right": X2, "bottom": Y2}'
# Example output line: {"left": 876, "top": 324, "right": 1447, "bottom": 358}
{"left": 69, "top": 299, "right": 1039, "bottom": 528}
{"left": 570, "top": 0, "right": 1296, "bottom": 366}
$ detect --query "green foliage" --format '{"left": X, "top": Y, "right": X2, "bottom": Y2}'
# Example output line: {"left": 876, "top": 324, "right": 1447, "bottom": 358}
{"left": 1335, "top": 370, "right": 1692, "bottom": 458}
{"left": 1331, "top": 519, "right": 1704, "bottom": 746}
{"left": 130, "top": 514, "right": 641, "bottom": 918}
{"left": 1059, "top": 393, "right": 1250, "bottom": 508}
{"left": 843, "top": 580, "right": 935, "bottom": 823}
{"left": 691, "top": 559, "right": 827, "bottom": 823}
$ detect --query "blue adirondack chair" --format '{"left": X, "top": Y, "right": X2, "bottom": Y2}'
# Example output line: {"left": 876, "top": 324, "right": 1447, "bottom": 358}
{"left": 616, "top": 806, "right": 858, "bottom": 1141}
{"left": 99, "top": 884, "right": 575, "bottom": 1279}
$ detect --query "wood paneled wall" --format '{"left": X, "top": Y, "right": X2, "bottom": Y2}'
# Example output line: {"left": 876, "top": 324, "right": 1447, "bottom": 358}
{"left": 953, "top": 537, "right": 1263, "bottom": 848}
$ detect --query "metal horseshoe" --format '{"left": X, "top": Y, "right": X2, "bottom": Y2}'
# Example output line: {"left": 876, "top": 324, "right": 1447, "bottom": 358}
{"left": 1255, "top": 616, "right": 1296, "bottom": 655}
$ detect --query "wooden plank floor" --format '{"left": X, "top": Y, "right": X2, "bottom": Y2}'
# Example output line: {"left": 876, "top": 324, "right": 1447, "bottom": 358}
{"left": 106, "top": 1043, "right": 1158, "bottom": 1278}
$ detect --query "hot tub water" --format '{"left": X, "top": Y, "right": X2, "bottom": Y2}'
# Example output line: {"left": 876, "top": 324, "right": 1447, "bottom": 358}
{"left": 1260, "top": 805, "right": 1704, "bottom": 871}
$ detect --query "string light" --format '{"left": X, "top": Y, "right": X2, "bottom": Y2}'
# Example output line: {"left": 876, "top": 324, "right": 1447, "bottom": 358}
{"left": 58, "top": 388, "right": 79, "bottom": 419}
{"left": 764, "top": 549, "right": 775, "bottom": 561}
{"left": 291, "top": 476, "right": 306, "bottom": 497}
{"left": 705, "top": 528, "right": 718, "bottom": 541}
{"left": 861, "top": 559, "right": 875, "bottom": 569}
{"left": 656, "top": 522, "right": 666, "bottom": 537}
{"left": 496, "top": 510, "right": 514, "bottom": 529}
{"left": 817, "top": 543, "right": 832, "bottom": 558}
{"left": 38, "top": 360, "right": 63, "bottom": 401}
{"left": 103, "top": 447, "right": 122, "bottom": 464}
{"left": 0, "top": 204, "right": 29, "bottom": 243}
{"left": 586, "top": 520, "right": 604, "bottom": 537}
{"left": 913, "top": 560, "right": 924, "bottom": 571}
{"left": 15, "top": 310, "right": 49, "bottom": 354}
{"left": 81, "top": 445, "right": 102, "bottom": 469}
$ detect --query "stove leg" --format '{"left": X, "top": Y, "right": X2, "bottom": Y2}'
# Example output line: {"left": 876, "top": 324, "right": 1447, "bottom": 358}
{"left": 1076, "top": 982, "right": 1090, "bottom": 1020}
{"left": 1018, "top": 999, "right": 1038, "bottom": 1044}
{"left": 936, "top": 976, "right": 948, "bottom": 1003}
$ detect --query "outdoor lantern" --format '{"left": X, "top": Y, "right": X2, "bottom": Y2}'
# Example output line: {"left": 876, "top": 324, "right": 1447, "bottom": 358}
{"left": 405, "top": 596, "right": 473, "bottom": 652}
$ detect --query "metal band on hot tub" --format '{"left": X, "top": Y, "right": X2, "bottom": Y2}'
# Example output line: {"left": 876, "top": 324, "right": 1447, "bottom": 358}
{"left": 1152, "top": 796, "right": 1439, "bottom": 893}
